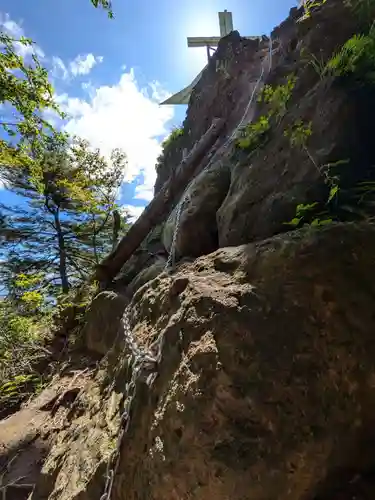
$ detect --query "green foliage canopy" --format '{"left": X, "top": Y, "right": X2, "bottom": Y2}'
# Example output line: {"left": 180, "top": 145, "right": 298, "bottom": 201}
{"left": 0, "top": 32, "right": 66, "bottom": 173}
{"left": 0, "top": 138, "right": 129, "bottom": 296}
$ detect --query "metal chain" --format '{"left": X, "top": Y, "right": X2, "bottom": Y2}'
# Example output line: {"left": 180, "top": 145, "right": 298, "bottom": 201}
{"left": 100, "top": 308, "right": 164, "bottom": 500}
{"left": 164, "top": 196, "right": 185, "bottom": 270}
{"left": 99, "top": 38, "right": 278, "bottom": 498}
{"left": 100, "top": 40, "right": 277, "bottom": 494}
{"left": 164, "top": 35, "right": 275, "bottom": 272}
{"left": 164, "top": 147, "right": 190, "bottom": 271}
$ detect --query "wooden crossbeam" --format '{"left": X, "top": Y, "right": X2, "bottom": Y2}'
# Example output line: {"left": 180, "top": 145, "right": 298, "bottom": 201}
{"left": 94, "top": 118, "right": 225, "bottom": 283}
{"left": 187, "top": 36, "right": 221, "bottom": 48}
{"left": 186, "top": 11, "right": 233, "bottom": 48}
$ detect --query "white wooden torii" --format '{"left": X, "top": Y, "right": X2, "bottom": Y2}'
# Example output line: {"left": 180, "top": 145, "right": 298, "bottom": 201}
{"left": 160, "top": 10, "right": 234, "bottom": 106}
{"left": 187, "top": 10, "right": 234, "bottom": 62}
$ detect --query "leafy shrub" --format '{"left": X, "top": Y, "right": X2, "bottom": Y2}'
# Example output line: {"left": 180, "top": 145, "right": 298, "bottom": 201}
{"left": 327, "top": 28, "right": 375, "bottom": 82}
{"left": 284, "top": 120, "right": 313, "bottom": 148}
{"left": 155, "top": 126, "right": 184, "bottom": 173}
{"left": 162, "top": 127, "right": 184, "bottom": 149}
{"left": 285, "top": 202, "right": 333, "bottom": 228}
{"left": 236, "top": 75, "right": 297, "bottom": 153}
{"left": 282, "top": 157, "right": 375, "bottom": 229}
{"left": 300, "top": 47, "right": 331, "bottom": 79}
{"left": 0, "top": 293, "right": 54, "bottom": 417}
{"left": 259, "top": 75, "right": 297, "bottom": 121}
{"left": 298, "top": 0, "right": 328, "bottom": 21}
{"left": 284, "top": 118, "right": 349, "bottom": 228}
{"left": 0, "top": 373, "right": 43, "bottom": 414}
{"left": 236, "top": 115, "right": 271, "bottom": 152}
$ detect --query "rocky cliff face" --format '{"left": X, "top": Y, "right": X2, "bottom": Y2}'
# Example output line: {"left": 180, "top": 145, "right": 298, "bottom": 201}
{"left": 3, "top": 1, "right": 375, "bottom": 499}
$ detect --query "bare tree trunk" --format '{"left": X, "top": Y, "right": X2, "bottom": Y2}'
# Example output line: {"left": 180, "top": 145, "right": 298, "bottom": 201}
{"left": 94, "top": 118, "right": 225, "bottom": 283}
{"left": 91, "top": 213, "right": 99, "bottom": 265}
{"left": 54, "top": 208, "right": 69, "bottom": 293}
{"left": 112, "top": 209, "right": 121, "bottom": 251}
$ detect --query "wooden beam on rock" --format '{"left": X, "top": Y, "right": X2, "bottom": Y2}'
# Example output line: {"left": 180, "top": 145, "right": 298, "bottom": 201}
{"left": 94, "top": 117, "right": 225, "bottom": 283}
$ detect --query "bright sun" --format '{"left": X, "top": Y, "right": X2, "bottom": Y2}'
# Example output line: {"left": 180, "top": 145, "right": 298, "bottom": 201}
{"left": 182, "top": 9, "right": 221, "bottom": 75}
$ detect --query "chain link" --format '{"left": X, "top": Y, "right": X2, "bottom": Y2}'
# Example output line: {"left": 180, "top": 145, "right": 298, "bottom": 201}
{"left": 164, "top": 196, "right": 184, "bottom": 270}
{"left": 164, "top": 35, "right": 275, "bottom": 272}
{"left": 100, "top": 36, "right": 277, "bottom": 499}
{"left": 100, "top": 308, "right": 164, "bottom": 500}
{"left": 164, "top": 147, "right": 190, "bottom": 271}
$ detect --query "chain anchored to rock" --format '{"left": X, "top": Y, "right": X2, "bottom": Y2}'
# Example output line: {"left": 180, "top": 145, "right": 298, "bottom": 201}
{"left": 164, "top": 195, "right": 185, "bottom": 270}
{"left": 164, "top": 35, "right": 275, "bottom": 272}
{"left": 100, "top": 308, "right": 164, "bottom": 500}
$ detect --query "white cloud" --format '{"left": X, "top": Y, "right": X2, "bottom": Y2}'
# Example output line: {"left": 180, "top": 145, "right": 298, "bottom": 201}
{"left": 51, "top": 56, "right": 69, "bottom": 80}
{"left": 69, "top": 54, "right": 103, "bottom": 77}
{"left": 1, "top": 15, "right": 22, "bottom": 37}
{"left": 59, "top": 69, "right": 174, "bottom": 202}
{"left": 0, "top": 12, "right": 44, "bottom": 59}
{"left": 51, "top": 54, "right": 102, "bottom": 81}
{"left": 122, "top": 205, "right": 145, "bottom": 222}
{"left": 0, "top": 12, "right": 174, "bottom": 203}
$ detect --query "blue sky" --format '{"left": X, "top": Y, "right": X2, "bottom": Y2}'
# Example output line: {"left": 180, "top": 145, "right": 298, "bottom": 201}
{"left": 1, "top": 0, "right": 297, "bottom": 219}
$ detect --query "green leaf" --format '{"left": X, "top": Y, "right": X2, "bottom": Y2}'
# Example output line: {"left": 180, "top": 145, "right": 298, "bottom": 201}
{"left": 284, "top": 217, "right": 302, "bottom": 227}
{"left": 295, "top": 202, "right": 319, "bottom": 216}
{"left": 0, "top": 31, "right": 66, "bottom": 169}
{"left": 328, "top": 185, "right": 339, "bottom": 202}
{"left": 310, "top": 218, "right": 333, "bottom": 227}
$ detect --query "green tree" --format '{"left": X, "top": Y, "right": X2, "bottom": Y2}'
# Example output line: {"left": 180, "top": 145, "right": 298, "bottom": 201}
{"left": 0, "top": 138, "right": 129, "bottom": 296}
{"left": 0, "top": 31, "right": 66, "bottom": 174}
{"left": 0, "top": 277, "right": 54, "bottom": 419}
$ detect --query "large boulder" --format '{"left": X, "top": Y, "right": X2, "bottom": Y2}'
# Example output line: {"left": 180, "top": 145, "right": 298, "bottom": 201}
{"left": 126, "top": 255, "right": 167, "bottom": 296}
{"left": 29, "top": 223, "right": 375, "bottom": 499}
{"left": 162, "top": 161, "right": 231, "bottom": 259}
{"left": 217, "top": 0, "right": 369, "bottom": 247}
{"left": 217, "top": 82, "right": 351, "bottom": 245}
{"left": 153, "top": 32, "right": 271, "bottom": 196}
{"left": 81, "top": 291, "right": 128, "bottom": 355}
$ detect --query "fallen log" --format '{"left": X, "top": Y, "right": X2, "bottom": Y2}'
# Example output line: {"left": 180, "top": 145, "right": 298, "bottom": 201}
{"left": 94, "top": 117, "right": 225, "bottom": 282}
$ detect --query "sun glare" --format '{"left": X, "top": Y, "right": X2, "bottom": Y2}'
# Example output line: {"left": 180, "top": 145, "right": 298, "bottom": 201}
{"left": 180, "top": 8, "right": 221, "bottom": 78}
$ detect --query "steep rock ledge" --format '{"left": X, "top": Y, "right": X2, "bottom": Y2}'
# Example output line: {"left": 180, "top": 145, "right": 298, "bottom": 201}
{"left": 3, "top": 1, "right": 375, "bottom": 499}
{"left": 144, "top": 0, "right": 369, "bottom": 273}
{"left": 28, "top": 223, "right": 375, "bottom": 499}
{"left": 113, "top": 0, "right": 368, "bottom": 284}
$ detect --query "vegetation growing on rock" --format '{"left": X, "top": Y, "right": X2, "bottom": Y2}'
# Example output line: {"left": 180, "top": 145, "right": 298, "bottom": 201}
{"left": 0, "top": 11, "right": 128, "bottom": 417}
{"left": 286, "top": 0, "right": 375, "bottom": 228}
{"left": 4, "top": 0, "right": 375, "bottom": 499}
{"left": 236, "top": 74, "right": 296, "bottom": 153}
{"left": 155, "top": 125, "right": 184, "bottom": 174}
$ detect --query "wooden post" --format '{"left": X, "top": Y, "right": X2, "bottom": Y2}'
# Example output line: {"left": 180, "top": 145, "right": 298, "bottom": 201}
{"left": 206, "top": 45, "right": 211, "bottom": 61}
{"left": 94, "top": 118, "right": 225, "bottom": 283}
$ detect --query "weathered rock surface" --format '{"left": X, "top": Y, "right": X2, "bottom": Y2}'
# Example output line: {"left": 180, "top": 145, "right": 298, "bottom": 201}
{"left": 126, "top": 255, "right": 167, "bottom": 296}
{"left": 114, "top": 225, "right": 166, "bottom": 288}
{"left": 82, "top": 291, "right": 128, "bottom": 356}
{"left": 5, "top": 2, "right": 375, "bottom": 500}
{"left": 154, "top": 0, "right": 367, "bottom": 260}
{"left": 217, "top": 0, "right": 371, "bottom": 247}
{"left": 102, "top": 0, "right": 368, "bottom": 282}
{"left": 162, "top": 161, "right": 231, "bottom": 259}
{"left": 27, "top": 223, "right": 375, "bottom": 499}
{"left": 0, "top": 373, "right": 92, "bottom": 500}
{"left": 153, "top": 33, "right": 270, "bottom": 196}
